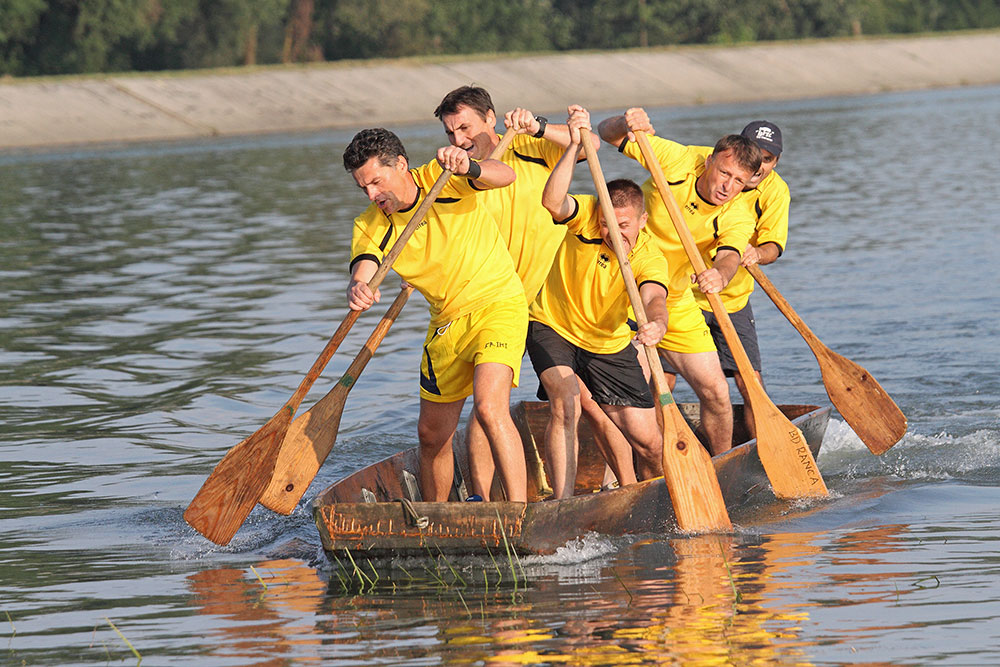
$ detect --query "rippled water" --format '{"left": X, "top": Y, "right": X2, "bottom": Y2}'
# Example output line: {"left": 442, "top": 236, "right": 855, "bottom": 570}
{"left": 2, "top": 84, "right": 999, "bottom": 665}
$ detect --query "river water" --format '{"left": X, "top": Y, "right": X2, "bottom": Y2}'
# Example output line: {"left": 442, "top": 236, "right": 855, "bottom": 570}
{"left": 2, "top": 84, "right": 999, "bottom": 665}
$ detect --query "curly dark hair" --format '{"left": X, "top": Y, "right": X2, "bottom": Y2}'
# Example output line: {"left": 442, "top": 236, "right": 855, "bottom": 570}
{"left": 343, "top": 128, "right": 408, "bottom": 172}
{"left": 433, "top": 85, "right": 495, "bottom": 121}
{"left": 711, "top": 134, "right": 762, "bottom": 175}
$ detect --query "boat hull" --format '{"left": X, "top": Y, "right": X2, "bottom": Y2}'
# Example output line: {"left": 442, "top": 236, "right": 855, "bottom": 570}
{"left": 312, "top": 402, "right": 830, "bottom": 556}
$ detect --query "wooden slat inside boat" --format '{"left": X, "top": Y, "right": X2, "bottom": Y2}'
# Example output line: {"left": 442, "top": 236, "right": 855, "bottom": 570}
{"left": 312, "top": 402, "right": 830, "bottom": 556}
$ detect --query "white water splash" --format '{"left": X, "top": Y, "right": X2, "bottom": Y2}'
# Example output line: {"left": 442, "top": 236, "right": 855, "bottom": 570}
{"left": 819, "top": 418, "right": 1000, "bottom": 482}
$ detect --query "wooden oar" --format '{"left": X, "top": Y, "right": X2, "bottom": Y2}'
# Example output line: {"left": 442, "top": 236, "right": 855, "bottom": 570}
{"left": 745, "top": 264, "right": 906, "bottom": 454}
{"left": 260, "top": 285, "right": 413, "bottom": 513}
{"left": 581, "top": 129, "right": 731, "bottom": 532}
{"left": 258, "top": 129, "right": 519, "bottom": 515}
{"left": 634, "top": 131, "right": 827, "bottom": 498}
{"left": 183, "top": 167, "right": 454, "bottom": 545}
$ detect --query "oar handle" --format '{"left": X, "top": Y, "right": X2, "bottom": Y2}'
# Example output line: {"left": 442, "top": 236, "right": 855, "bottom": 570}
{"left": 633, "top": 131, "right": 758, "bottom": 382}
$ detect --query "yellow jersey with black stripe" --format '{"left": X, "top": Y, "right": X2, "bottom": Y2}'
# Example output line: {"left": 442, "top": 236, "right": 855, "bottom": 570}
{"left": 478, "top": 133, "right": 568, "bottom": 302}
{"left": 351, "top": 159, "right": 523, "bottom": 327}
{"left": 689, "top": 146, "right": 791, "bottom": 312}
{"left": 619, "top": 137, "right": 756, "bottom": 296}
{"left": 529, "top": 195, "right": 669, "bottom": 354}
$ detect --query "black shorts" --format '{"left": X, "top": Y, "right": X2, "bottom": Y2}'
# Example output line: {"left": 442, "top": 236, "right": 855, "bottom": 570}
{"left": 525, "top": 321, "right": 654, "bottom": 408}
{"left": 702, "top": 302, "right": 761, "bottom": 376}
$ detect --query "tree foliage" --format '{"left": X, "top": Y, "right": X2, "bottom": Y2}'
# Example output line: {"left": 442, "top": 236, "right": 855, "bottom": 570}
{"left": 2, "top": 0, "right": 999, "bottom": 76}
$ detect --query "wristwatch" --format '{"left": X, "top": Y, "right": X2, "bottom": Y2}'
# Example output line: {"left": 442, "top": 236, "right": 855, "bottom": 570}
{"left": 532, "top": 116, "right": 548, "bottom": 138}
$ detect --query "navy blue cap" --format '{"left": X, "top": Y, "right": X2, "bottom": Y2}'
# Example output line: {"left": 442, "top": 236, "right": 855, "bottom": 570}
{"left": 741, "top": 120, "right": 782, "bottom": 156}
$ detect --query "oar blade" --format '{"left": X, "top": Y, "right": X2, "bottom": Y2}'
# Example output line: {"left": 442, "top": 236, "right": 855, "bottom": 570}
{"left": 183, "top": 412, "right": 290, "bottom": 544}
{"left": 818, "top": 349, "right": 907, "bottom": 454}
{"left": 259, "top": 386, "right": 349, "bottom": 514}
{"left": 661, "top": 402, "right": 732, "bottom": 532}
{"left": 752, "top": 400, "right": 828, "bottom": 498}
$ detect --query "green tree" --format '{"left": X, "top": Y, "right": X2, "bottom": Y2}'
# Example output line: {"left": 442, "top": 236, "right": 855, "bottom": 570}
{"left": 0, "top": 0, "right": 47, "bottom": 74}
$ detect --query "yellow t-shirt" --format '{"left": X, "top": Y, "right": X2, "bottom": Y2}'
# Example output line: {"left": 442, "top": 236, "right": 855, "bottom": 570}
{"left": 620, "top": 137, "right": 756, "bottom": 298}
{"left": 688, "top": 146, "right": 791, "bottom": 312}
{"left": 529, "top": 195, "right": 669, "bottom": 354}
{"left": 351, "top": 159, "right": 523, "bottom": 327}
{"left": 477, "top": 133, "right": 568, "bottom": 302}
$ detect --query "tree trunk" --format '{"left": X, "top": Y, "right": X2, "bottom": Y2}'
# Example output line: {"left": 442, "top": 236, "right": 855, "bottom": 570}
{"left": 282, "top": 0, "right": 315, "bottom": 63}
{"left": 244, "top": 23, "right": 258, "bottom": 66}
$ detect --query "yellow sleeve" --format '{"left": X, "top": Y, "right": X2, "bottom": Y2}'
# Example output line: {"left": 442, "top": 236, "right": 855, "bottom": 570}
{"left": 350, "top": 206, "right": 388, "bottom": 271}
{"left": 509, "top": 133, "right": 565, "bottom": 170}
{"left": 754, "top": 171, "right": 790, "bottom": 253}
{"left": 620, "top": 135, "right": 692, "bottom": 176}
{"left": 631, "top": 235, "right": 670, "bottom": 291}
{"left": 557, "top": 194, "right": 599, "bottom": 238}
{"left": 712, "top": 201, "right": 756, "bottom": 259}
{"left": 538, "top": 135, "right": 569, "bottom": 170}
{"left": 411, "top": 159, "right": 481, "bottom": 198}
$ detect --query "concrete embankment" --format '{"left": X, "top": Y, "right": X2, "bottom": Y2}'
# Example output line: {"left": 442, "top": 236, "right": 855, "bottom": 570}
{"left": 2, "top": 31, "right": 999, "bottom": 151}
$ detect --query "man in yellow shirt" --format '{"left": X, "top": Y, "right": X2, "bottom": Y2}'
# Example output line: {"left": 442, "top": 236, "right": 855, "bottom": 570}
{"left": 598, "top": 108, "right": 761, "bottom": 456}
{"left": 343, "top": 127, "right": 529, "bottom": 502}
{"left": 434, "top": 86, "right": 607, "bottom": 498}
{"left": 530, "top": 106, "right": 670, "bottom": 498}
{"left": 693, "top": 121, "right": 789, "bottom": 437}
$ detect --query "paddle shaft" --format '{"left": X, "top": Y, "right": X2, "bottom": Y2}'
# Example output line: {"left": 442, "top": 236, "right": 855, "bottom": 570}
{"left": 746, "top": 263, "right": 825, "bottom": 352}
{"left": 490, "top": 127, "right": 518, "bottom": 160}
{"left": 260, "top": 285, "right": 415, "bottom": 512}
{"left": 634, "top": 131, "right": 827, "bottom": 497}
{"left": 580, "top": 128, "right": 731, "bottom": 532}
{"left": 746, "top": 263, "right": 906, "bottom": 454}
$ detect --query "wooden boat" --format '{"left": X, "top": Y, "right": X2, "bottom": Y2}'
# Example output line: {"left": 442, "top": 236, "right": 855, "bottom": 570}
{"left": 313, "top": 402, "right": 830, "bottom": 557}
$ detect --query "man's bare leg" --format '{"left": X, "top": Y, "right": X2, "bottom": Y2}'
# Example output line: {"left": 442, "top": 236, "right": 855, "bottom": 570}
{"left": 602, "top": 404, "right": 663, "bottom": 480}
{"left": 465, "top": 413, "right": 495, "bottom": 498}
{"left": 538, "top": 366, "right": 583, "bottom": 499}
{"left": 472, "top": 362, "right": 527, "bottom": 503}
{"left": 417, "top": 398, "right": 465, "bottom": 501}
{"left": 635, "top": 341, "right": 677, "bottom": 392}
{"left": 661, "top": 349, "right": 733, "bottom": 456}
{"left": 579, "top": 380, "right": 638, "bottom": 488}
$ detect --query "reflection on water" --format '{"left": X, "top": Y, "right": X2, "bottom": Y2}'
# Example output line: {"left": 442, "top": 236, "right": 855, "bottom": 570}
{"left": 2, "top": 84, "right": 1000, "bottom": 664}
{"left": 188, "top": 559, "right": 326, "bottom": 665}
{"left": 171, "top": 525, "right": 965, "bottom": 665}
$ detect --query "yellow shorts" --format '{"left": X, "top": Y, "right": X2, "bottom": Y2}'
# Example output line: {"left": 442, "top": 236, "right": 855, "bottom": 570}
{"left": 658, "top": 287, "right": 717, "bottom": 354}
{"left": 419, "top": 295, "right": 528, "bottom": 403}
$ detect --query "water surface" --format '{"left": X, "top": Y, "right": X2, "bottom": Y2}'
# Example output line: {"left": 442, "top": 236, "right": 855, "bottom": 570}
{"left": 2, "top": 84, "right": 999, "bottom": 665}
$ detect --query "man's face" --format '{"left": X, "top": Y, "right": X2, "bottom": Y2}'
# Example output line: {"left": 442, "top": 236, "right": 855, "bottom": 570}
{"left": 600, "top": 204, "right": 648, "bottom": 255}
{"left": 351, "top": 155, "right": 411, "bottom": 215}
{"left": 440, "top": 105, "right": 497, "bottom": 161}
{"left": 701, "top": 149, "right": 756, "bottom": 205}
{"left": 745, "top": 149, "right": 779, "bottom": 190}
